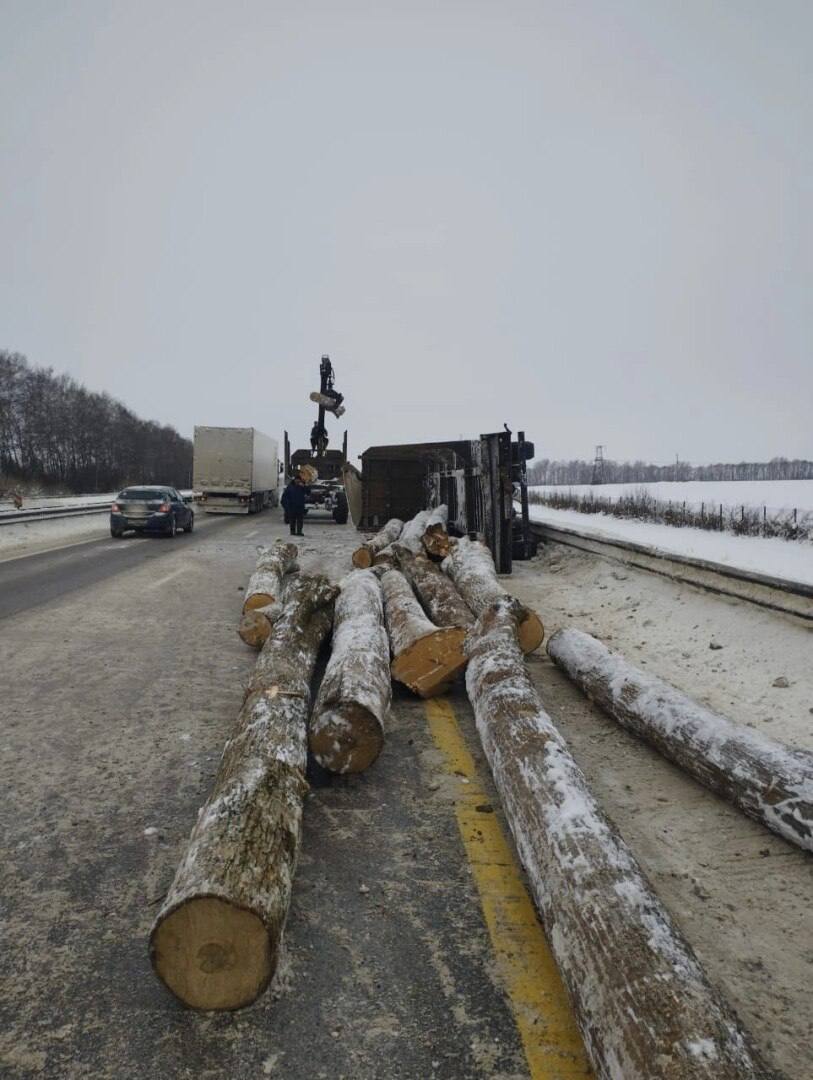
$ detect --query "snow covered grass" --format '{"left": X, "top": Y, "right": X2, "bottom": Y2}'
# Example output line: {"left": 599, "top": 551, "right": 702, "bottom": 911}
{"left": 526, "top": 503, "right": 813, "bottom": 586}
{"left": 529, "top": 480, "right": 813, "bottom": 543}
{"left": 531, "top": 480, "right": 813, "bottom": 513}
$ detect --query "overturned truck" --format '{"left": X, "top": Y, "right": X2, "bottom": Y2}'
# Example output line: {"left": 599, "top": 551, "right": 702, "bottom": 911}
{"left": 357, "top": 429, "right": 534, "bottom": 572}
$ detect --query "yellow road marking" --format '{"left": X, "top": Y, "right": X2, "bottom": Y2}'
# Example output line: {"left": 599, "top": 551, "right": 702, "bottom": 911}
{"left": 424, "top": 698, "right": 592, "bottom": 1079}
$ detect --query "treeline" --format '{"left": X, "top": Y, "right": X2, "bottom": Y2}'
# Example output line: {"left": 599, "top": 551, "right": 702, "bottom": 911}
{"left": 0, "top": 351, "right": 192, "bottom": 493}
{"left": 528, "top": 457, "right": 813, "bottom": 486}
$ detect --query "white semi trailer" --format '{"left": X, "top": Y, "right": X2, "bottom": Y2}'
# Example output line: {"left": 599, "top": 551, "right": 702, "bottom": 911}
{"left": 193, "top": 426, "right": 279, "bottom": 514}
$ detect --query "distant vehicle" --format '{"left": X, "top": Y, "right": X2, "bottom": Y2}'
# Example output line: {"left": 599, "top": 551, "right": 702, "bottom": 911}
{"left": 306, "top": 479, "right": 349, "bottom": 524}
{"left": 110, "top": 486, "right": 194, "bottom": 538}
{"left": 193, "top": 426, "right": 279, "bottom": 514}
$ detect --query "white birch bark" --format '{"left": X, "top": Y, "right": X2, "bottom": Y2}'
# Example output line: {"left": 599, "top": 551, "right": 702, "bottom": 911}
{"left": 309, "top": 570, "right": 391, "bottom": 773}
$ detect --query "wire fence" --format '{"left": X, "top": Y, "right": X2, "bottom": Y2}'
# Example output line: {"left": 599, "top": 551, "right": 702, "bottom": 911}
{"left": 528, "top": 488, "right": 813, "bottom": 543}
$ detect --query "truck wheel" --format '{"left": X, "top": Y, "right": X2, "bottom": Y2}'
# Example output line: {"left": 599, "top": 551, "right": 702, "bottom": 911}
{"left": 332, "top": 492, "right": 349, "bottom": 525}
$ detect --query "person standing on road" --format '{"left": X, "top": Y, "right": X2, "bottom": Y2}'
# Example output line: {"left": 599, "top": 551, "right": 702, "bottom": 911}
{"left": 281, "top": 474, "right": 307, "bottom": 536}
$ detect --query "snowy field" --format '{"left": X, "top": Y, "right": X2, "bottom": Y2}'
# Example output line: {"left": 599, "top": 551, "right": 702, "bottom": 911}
{"left": 527, "top": 503, "right": 813, "bottom": 586}
{"left": 530, "top": 479, "right": 813, "bottom": 514}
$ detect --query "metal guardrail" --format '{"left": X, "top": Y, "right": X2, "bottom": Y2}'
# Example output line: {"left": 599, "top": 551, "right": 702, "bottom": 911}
{"left": 530, "top": 521, "right": 813, "bottom": 622}
{"left": 0, "top": 491, "right": 195, "bottom": 527}
{"left": 0, "top": 504, "right": 111, "bottom": 526}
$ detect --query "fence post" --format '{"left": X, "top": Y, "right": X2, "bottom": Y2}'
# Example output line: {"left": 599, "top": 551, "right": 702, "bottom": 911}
{"left": 763, "top": 506, "right": 767, "bottom": 535}
{"left": 719, "top": 503, "right": 723, "bottom": 530}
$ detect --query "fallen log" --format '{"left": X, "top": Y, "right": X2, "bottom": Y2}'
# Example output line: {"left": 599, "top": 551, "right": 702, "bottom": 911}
{"left": 548, "top": 627, "right": 813, "bottom": 854}
{"left": 394, "top": 545, "right": 474, "bottom": 629}
{"left": 421, "top": 504, "right": 451, "bottom": 560}
{"left": 242, "top": 542, "right": 298, "bottom": 613}
{"left": 309, "top": 570, "right": 391, "bottom": 773}
{"left": 150, "top": 574, "right": 337, "bottom": 1011}
{"left": 397, "top": 509, "right": 433, "bottom": 554}
{"left": 442, "top": 536, "right": 544, "bottom": 653}
{"left": 465, "top": 597, "right": 774, "bottom": 1080}
{"left": 351, "top": 518, "right": 404, "bottom": 569}
{"left": 380, "top": 569, "right": 467, "bottom": 697}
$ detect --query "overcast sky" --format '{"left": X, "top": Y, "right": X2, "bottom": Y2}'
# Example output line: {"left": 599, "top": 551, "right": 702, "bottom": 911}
{"left": 2, "top": 1, "right": 810, "bottom": 466}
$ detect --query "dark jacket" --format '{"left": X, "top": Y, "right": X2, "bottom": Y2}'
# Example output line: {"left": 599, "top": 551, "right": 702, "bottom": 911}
{"left": 281, "top": 481, "right": 307, "bottom": 515}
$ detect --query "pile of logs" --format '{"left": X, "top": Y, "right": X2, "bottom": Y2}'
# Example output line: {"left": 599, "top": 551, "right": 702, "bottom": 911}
{"left": 151, "top": 513, "right": 545, "bottom": 1011}
{"left": 350, "top": 509, "right": 545, "bottom": 699}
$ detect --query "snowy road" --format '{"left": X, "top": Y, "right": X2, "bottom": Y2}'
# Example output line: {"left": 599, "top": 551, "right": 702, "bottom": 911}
{"left": 0, "top": 515, "right": 237, "bottom": 621}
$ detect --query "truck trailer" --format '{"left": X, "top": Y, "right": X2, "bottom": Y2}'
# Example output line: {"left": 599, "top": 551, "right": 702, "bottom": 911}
{"left": 193, "top": 427, "right": 279, "bottom": 514}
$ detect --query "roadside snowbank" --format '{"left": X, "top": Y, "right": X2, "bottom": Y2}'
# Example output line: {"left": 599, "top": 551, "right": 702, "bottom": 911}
{"left": 0, "top": 513, "right": 109, "bottom": 561}
{"left": 527, "top": 503, "right": 813, "bottom": 587}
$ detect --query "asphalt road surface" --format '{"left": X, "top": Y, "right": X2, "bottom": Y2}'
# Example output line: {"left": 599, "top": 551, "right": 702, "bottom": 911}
{"left": 0, "top": 510, "right": 587, "bottom": 1080}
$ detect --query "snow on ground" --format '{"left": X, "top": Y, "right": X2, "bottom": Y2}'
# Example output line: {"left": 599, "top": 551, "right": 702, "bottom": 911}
{"left": 530, "top": 479, "right": 813, "bottom": 514}
{"left": 0, "top": 513, "right": 110, "bottom": 561}
{"left": 527, "top": 503, "right": 813, "bottom": 586}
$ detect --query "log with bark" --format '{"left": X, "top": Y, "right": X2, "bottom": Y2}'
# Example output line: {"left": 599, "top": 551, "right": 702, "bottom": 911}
{"left": 394, "top": 545, "right": 474, "bottom": 630}
{"left": 242, "top": 542, "right": 298, "bottom": 613}
{"left": 150, "top": 573, "right": 337, "bottom": 1011}
{"left": 309, "top": 570, "right": 391, "bottom": 773}
{"left": 351, "top": 518, "right": 404, "bottom": 569}
{"left": 396, "top": 509, "right": 433, "bottom": 554}
{"left": 380, "top": 569, "right": 467, "bottom": 697}
{"left": 465, "top": 597, "right": 774, "bottom": 1080}
{"left": 421, "top": 504, "right": 451, "bottom": 560}
{"left": 548, "top": 627, "right": 813, "bottom": 854}
{"left": 442, "top": 536, "right": 544, "bottom": 653}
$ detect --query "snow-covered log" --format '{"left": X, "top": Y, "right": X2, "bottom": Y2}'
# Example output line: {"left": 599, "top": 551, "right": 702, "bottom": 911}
{"left": 397, "top": 509, "right": 433, "bottom": 554}
{"left": 242, "top": 542, "right": 298, "bottom": 613}
{"left": 466, "top": 597, "right": 774, "bottom": 1080}
{"left": 442, "top": 537, "right": 544, "bottom": 653}
{"left": 380, "top": 569, "right": 467, "bottom": 697}
{"left": 395, "top": 545, "right": 474, "bottom": 629}
{"left": 351, "top": 518, "right": 404, "bottom": 569}
{"left": 421, "top": 504, "right": 451, "bottom": 559}
{"left": 309, "top": 390, "right": 345, "bottom": 417}
{"left": 150, "top": 574, "right": 337, "bottom": 1011}
{"left": 309, "top": 570, "right": 390, "bottom": 773}
{"left": 548, "top": 627, "right": 813, "bottom": 854}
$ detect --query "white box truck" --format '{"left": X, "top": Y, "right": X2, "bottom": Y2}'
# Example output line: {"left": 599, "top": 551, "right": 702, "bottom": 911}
{"left": 193, "top": 427, "right": 279, "bottom": 514}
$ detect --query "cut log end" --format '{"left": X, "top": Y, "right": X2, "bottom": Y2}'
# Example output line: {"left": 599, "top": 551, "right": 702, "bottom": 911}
{"left": 151, "top": 896, "right": 274, "bottom": 1011}
{"left": 310, "top": 704, "right": 385, "bottom": 773}
{"left": 518, "top": 611, "right": 545, "bottom": 654}
{"left": 351, "top": 548, "right": 373, "bottom": 569}
{"left": 243, "top": 592, "right": 274, "bottom": 613}
{"left": 237, "top": 610, "right": 272, "bottom": 648}
{"left": 391, "top": 626, "right": 467, "bottom": 698}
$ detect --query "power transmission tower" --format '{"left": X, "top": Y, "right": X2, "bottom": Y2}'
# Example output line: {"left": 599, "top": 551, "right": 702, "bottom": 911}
{"left": 591, "top": 445, "right": 605, "bottom": 485}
